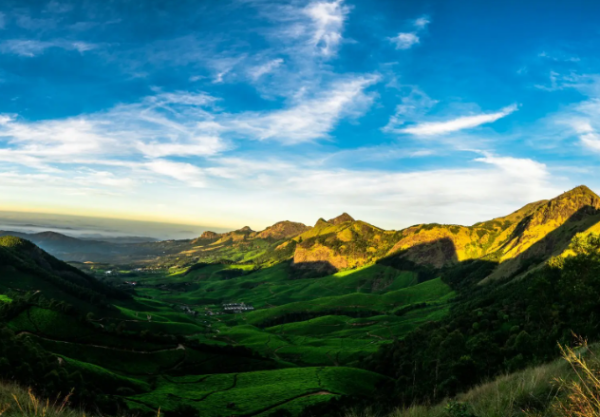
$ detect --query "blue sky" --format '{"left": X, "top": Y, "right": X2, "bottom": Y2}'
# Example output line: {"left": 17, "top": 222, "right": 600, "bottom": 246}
{"left": 0, "top": 0, "right": 599, "bottom": 232}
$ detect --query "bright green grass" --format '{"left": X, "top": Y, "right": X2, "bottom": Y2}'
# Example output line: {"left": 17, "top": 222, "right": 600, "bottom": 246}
{"left": 126, "top": 366, "right": 389, "bottom": 417}
{"left": 242, "top": 277, "right": 453, "bottom": 326}
{"left": 264, "top": 308, "right": 450, "bottom": 341}
{"left": 136, "top": 264, "right": 419, "bottom": 310}
{"left": 0, "top": 294, "right": 11, "bottom": 303}
{"left": 215, "top": 324, "right": 382, "bottom": 366}
{"left": 61, "top": 355, "right": 150, "bottom": 392}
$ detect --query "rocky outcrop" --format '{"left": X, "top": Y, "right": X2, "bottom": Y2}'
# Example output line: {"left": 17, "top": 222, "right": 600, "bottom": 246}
{"left": 200, "top": 231, "right": 220, "bottom": 239}
{"left": 257, "top": 221, "right": 311, "bottom": 240}
{"left": 483, "top": 185, "right": 600, "bottom": 281}
{"left": 328, "top": 213, "right": 355, "bottom": 225}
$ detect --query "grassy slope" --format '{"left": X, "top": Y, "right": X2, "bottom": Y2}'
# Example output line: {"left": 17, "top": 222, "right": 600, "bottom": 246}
{"left": 0, "top": 237, "right": 455, "bottom": 417}
{"left": 127, "top": 367, "right": 389, "bottom": 417}
{"left": 0, "top": 380, "right": 99, "bottom": 417}
{"left": 355, "top": 345, "right": 600, "bottom": 417}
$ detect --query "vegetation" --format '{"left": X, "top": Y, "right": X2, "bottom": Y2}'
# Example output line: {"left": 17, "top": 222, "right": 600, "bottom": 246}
{"left": 3, "top": 186, "right": 600, "bottom": 417}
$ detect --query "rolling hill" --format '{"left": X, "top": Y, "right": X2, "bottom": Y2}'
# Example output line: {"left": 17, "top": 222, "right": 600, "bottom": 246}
{"left": 125, "top": 185, "right": 600, "bottom": 285}
{"left": 4, "top": 186, "right": 600, "bottom": 417}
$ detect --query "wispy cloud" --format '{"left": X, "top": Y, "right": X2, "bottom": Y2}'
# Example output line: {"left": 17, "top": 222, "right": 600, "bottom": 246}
{"left": 389, "top": 15, "right": 430, "bottom": 50}
{"left": 303, "top": 0, "right": 349, "bottom": 57}
{"left": 248, "top": 58, "right": 284, "bottom": 80}
{"left": 561, "top": 99, "right": 600, "bottom": 153}
{"left": 226, "top": 75, "right": 379, "bottom": 143}
{"left": 414, "top": 16, "right": 430, "bottom": 28}
{"left": 475, "top": 153, "right": 548, "bottom": 180}
{"left": 255, "top": 0, "right": 350, "bottom": 75}
{"left": 0, "top": 39, "right": 99, "bottom": 56}
{"left": 0, "top": 74, "right": 376, "bottom": 191}
{"left": 383, "top": 87, "right": 438, "bottom": 132}
{"left": 399, "top": 104, "right": 518, "bottom": 136}
{"left": 146, "top": 160, "right": 206, "bottom": 188}
{"left": 390, "top": 33, "right": 419, "bottom": 50}
{"left": 0, "top": 91, "right": 227, "bottom": 167}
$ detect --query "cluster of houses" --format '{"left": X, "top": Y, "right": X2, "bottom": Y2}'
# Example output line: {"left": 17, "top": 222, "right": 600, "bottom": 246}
{"left": 178, "top": 305, "right": 199, "bottom": 317}
{"left": 205, "top": 310, "right": 225, "bottom": 316}
{"left": 222, "top": 302, "right": 255, "bottom": 313}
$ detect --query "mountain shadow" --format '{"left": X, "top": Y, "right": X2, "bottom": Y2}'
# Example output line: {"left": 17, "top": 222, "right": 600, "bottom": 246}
{"left": 289, "top": 260, "right": 338, "bottom": 279}
{"left": 483, "top": 204, "right": 600, "bottom": 283}
{"left": 378, "top": 237, "right": 459, "bottom": 283}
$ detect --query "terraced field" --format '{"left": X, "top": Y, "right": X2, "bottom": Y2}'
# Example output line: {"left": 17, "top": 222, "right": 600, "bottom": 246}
{"left": 125, "top": 367, "right": 389, "bottom": 417}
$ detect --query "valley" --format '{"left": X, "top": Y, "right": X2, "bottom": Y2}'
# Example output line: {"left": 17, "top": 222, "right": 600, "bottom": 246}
{"left": 3, "top": 185, "right": 600, "bottom": 417}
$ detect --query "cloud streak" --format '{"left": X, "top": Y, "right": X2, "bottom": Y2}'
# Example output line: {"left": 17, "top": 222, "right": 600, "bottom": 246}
{"left": 400, "top": 104, "right": 519, "bottom": 136}
{"left": 0, "top": 39, "right": 99, "bottom": 56}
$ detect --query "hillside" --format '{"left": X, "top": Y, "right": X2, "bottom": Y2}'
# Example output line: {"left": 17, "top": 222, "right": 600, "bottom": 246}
{"left": 4, "top": 186, "right": 600, "bottom": 417}
{"left": 23, "top": 186, "right": 600, "bottom": 288}
{"left": 0, "top": 230, "right": 160, "bottom": 263}
{"left": 129, "top": 186, "right": 600, "bottom": 285}
{"left": 0, "top": 236, "right": 129, "bottom": 310}
{"left": 0, "top": 239, "right": 408, "bottom": 416}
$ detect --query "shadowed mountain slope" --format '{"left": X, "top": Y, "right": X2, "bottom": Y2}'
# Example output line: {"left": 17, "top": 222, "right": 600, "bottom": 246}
{"left": 0, "top": 236, "right": 129, "bottom": 307}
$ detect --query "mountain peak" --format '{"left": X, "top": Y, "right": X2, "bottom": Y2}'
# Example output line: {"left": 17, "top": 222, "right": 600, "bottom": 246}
{"left": 199, "top": 231, "right": 220, "bottom": 240}
{"left": 328, "top": 213, "right": 355, "bottom": 225}
{"left": 237, "top": 226, "right": 254, "bottom": 233}
{"left": 315, "top": 218, "right": 330, "bottom": 227}
{"left": 257, "top": 221, "right": 310, "bottom": 240}
{"left": 561, "top": 185, "right": 598, "bottom": 198}
{"left": 549, "top": 185, "right": 600, "bottom": 209}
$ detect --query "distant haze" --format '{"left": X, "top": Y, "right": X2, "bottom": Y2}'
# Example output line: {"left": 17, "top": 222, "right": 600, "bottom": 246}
{"left": 0, "top": 211, "right": 230, "bottom": 241}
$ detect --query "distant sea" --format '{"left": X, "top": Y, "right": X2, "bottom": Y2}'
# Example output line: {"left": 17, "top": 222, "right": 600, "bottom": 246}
{"left": 0, "top": 211, "right": 230, "bottom": 241}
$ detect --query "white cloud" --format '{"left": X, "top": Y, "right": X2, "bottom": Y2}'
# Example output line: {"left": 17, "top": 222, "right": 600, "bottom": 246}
{"left": 383, "top": 87, "right": 438, "bottom": 132}
{"left": 258, "top": 153, "right": 560, "bottom": 228}
{"left": 0, "top": 39, "right": 99, "bottom": 57}
{"left": 414, "top": 17, "right": 430, "bottom": 28}
{"left": 248, "top": 58, "right": 284, "bottom": 80}
{"left": 0, "top": 91, "right": 228, "bottom": 172}
{"left": 137, "top": 136, "right": 226, "bottom": 158}
{"left": 390, "top": 32, "right": 419, "bottom": 50}
{"left": 389, "top": 15, "right": 430, "bottom": 50}
{"left": 257, "top": 0, "right": 349, "bottom": 62}
{"left": 400, "top": 104, "right": 519, "bottom": 136}
{"left": 474, "top": 154, "right": 548, "bottom": 180}
{"left": 226, "top": 75, "right": 379, "bottom": 143}
{"left": 554, "top": 92, "right": 600, "bottom": 153}
{"left": 0, "top": 75, "right": 378, "bottom": 189}
{"left": 303, "top": 0, "right": 349, "bottom": 57}
{"left": 579, "top": 132, "right": 600, "bottom": 152}
{"left": 146, "top": 160, "right": 206, "bottom": 188}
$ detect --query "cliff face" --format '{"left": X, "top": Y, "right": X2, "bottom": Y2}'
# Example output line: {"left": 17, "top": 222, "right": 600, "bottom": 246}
{"left": 186, "top": 186, "right": 600, "bottom": 282}
{"left": 483, "top": 185, "right": 600, "bottom": 281}
{"left": 288, "top": 186, "right": 600, "bottom": 279}
{"left": 292, "top": 216, "right": 398, "bottom": 271}
{"left": 195, "top": 231, "right": 220, "bottom": 241}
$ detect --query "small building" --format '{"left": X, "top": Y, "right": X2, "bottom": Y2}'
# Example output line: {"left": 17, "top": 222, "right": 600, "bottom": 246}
{"left": 222, "top": 302, "right": 255, "bottom": 313}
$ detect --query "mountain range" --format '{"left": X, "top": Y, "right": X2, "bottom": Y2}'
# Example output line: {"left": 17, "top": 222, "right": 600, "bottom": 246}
{"left": 8, "top": 186, "right": 600, "bottom": 284}
{"left": 3, "top": 185, "right": 600, "bottom": 417}
{"left": 122, "top": 185, "right": 600, "bottom": 283}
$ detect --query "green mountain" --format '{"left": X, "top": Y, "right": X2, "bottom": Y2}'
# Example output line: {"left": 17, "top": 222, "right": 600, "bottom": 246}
{"left": 4, "top": 186, "right": 600, "bottom": 417}
{"left": 0, "top": 236, "right": 129, "bottom": 309}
